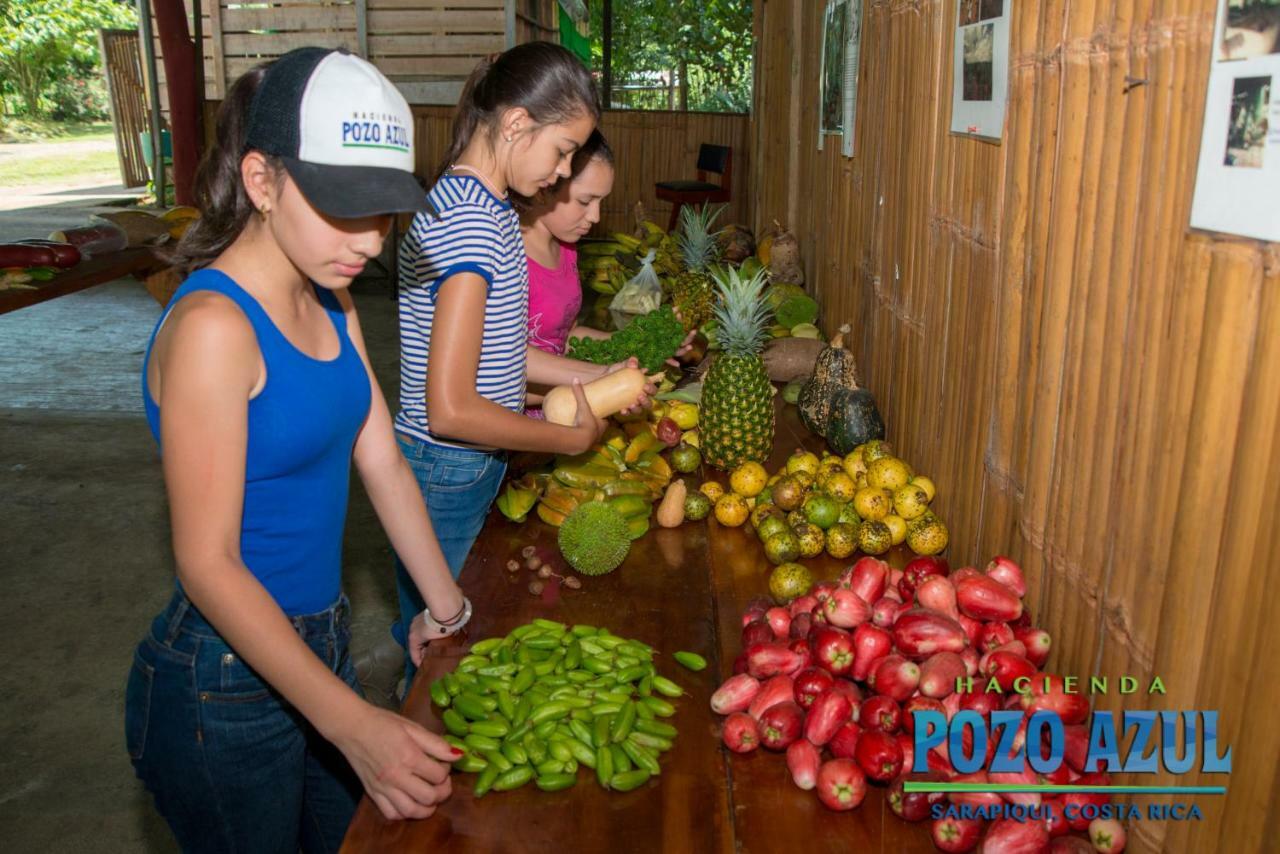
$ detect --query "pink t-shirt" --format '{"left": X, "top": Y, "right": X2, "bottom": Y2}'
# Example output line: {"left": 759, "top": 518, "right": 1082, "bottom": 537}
{"left": 527, "top": 242, "right": 581, "bottom": 356}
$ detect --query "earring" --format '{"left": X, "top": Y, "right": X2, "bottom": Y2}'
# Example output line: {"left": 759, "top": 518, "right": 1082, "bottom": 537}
{"left": 504, "top": 134, "right": 513, "bottom": 142}
{"left": 258, "top": 204, "right": 270, "bottom": 221}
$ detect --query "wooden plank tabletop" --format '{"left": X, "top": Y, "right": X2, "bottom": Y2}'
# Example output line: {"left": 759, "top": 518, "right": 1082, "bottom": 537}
{"left": 342, "top": 397, "right": 938, "bottom": 853}
{"left": 0, "top": 247, "right": 162, "bottom": 315}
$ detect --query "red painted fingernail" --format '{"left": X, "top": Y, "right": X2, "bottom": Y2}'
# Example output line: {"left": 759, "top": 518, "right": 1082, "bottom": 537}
{"left": 451, "top": 747, "right": 464, "bottom": 756}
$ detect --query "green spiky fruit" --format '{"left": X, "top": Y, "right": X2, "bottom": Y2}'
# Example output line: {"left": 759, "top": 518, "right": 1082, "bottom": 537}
{"left": 701, "top": 265, "right": 775, "bottom": 470}
{"left": 671, "top": 204, "right": 725, "bottom": 331}
{"left": 557, "top": 502, "right": 631, "bottom": 576}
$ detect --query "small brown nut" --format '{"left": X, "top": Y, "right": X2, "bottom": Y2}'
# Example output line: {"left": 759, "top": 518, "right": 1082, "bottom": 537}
{"left": 521, "top": 545, "right": 537, "bottom": 559}
{"left": 528, "top": 580, "right": 545, "bottom": 595}
{"left": 505, "top": 559, "right": 521, "bottom": 573}
{"left": 537, "top": 565, "right": 554, "bottom": 579}
{"left": 563, "top": 576, "right": 582, "bottom": 590}
{"left": 526, "top": 556, "right": 543, "bottom": 571}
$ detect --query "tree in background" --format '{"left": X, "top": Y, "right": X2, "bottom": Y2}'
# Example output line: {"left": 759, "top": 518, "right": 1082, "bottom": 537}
{"left": 592, "top": 0, "right": 753, "bottom": 112}
{"left": 0, "top": 0, "right": 136, "bottom": 118}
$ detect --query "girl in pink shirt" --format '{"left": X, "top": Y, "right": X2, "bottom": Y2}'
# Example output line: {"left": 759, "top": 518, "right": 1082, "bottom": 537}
{"left": 522, "top": 130, "right": 614, "bottom": 357}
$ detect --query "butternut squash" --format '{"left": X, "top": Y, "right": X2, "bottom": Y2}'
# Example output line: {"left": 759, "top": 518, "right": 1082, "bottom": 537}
{"left": 656, "top": 479, "right": 687, "bottom": 528}
{"left": 543, "top": 368, "right": 649, "bottom": 426}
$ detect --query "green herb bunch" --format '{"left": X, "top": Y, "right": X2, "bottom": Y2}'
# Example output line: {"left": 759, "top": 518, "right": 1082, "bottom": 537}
{"left": 567, "top": 306, "right": 685, "bottom": 372}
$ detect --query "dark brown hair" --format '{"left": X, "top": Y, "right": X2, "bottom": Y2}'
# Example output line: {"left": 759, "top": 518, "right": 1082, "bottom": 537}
{"left": 166, "top": 62, "right": 283, "bottom": 275}
{"left": 436, "top": 41, "right": 601, "bottom": 183}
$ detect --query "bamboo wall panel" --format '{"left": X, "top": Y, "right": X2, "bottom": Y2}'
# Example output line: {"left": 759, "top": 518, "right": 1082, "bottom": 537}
{"left": 753, "top": 2, "right": 1278, "bottom": 852}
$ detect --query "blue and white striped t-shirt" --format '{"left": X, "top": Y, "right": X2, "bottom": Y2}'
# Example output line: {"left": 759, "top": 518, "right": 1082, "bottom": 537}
{"left": 395, "top": 174, "right": 528, "bottom": 448}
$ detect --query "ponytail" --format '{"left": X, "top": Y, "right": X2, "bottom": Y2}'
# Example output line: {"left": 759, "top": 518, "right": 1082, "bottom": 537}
{"left": 435, "top": 41, "right": 600, "bottom": 183}
{"left": 165, "top": 62, "right": 283, "bottom": 275}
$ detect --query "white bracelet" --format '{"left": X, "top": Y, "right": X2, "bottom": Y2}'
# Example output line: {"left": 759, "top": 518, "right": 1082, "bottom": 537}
{"left": 421, "top": 597, "right": 472, "bottom": 636}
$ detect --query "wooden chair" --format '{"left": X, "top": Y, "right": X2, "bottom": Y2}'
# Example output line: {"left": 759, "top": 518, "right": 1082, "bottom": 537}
{"left": 655, "top": 144, "right": 732, "bottom": 231}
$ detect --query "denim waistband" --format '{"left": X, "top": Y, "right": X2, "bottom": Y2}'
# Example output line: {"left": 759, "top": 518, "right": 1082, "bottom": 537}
{"left": 395, "top": 431, "right": 507, "bottom": 462}
{"left": 159, "top": 587, "right": 350, "bottom": 644}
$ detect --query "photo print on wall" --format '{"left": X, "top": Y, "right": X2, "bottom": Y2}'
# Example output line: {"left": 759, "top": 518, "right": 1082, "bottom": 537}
{"left": 950, "top": 0, "right": 1011, "bottom": 140}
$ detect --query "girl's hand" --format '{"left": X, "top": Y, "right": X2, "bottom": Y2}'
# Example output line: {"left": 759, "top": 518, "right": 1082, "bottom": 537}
{"left": 569, "top": 378, "right": 607, "bottom": 453}
{"left": 333, "top": 704, "right": 460, "bottom": 821}
{"left": 668, "top": 328, "right": 698, "bottom": 367}
{"left": 407, "top": 587, "right": 468, "bottom": 666}
{"left": 606, "top": 357, "right": 657, "bottom": 414}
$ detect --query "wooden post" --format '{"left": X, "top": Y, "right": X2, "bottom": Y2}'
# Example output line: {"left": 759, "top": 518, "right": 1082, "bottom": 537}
{"left": 192, "top": 0, "right": 204, "bottom": 155}
{"left": 355, "top": 0, "right": 369, "bottom": 59}
{"left": 137, "top": 0, "right": 166, "bottom": 209}
{"left": 602, "top": 0, "right": 613, "bottom": 109}
{"left": 505, "top": 0, "right": 516, "bottom": 48}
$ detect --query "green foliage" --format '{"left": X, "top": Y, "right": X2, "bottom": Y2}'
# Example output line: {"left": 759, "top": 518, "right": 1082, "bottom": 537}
{"left": 0, "top": 0, "right": 136, "bottom": 116}
{"left": 567, "top": 305, "right": 686, "bottom": 372}
{"left": 590, "top": 0, "right": 753, "bottom": 113}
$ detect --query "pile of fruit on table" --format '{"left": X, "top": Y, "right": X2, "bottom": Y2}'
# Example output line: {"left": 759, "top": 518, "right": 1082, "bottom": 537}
{"left": 710, "top": 555, "right": 1126, "bottom": 853}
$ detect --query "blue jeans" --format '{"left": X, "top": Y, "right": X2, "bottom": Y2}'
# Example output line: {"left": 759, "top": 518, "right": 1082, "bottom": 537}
{"left": 392, "top": 434, "right": 506, "bottom": 684}
{"left": 125, "top": 590, "right": 362, "bottom": 854}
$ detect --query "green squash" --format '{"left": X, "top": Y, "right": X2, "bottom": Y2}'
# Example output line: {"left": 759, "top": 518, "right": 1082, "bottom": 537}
{"left": 798, "top": 326, "right": 858, "bottom": 436}
{"left": 826, "top": 387, "right": 885, "bottom": 455}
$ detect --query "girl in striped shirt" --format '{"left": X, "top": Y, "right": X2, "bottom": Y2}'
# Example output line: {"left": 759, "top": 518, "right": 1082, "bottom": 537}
{"left": 394, "top": 44, "right": 652, "bottom": 678}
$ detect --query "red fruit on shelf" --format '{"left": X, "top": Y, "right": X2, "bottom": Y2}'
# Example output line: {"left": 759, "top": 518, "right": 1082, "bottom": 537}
{"left": 942, "top": 689, "right": 963, "bottom": 721}
{"left": 847, "top": 556, "right": 890, "bottom": 604}
{"left": 732, "top": 652, "right": 748, "bottom": 675}
{"left": 1037, "top": 762, "right": 1072, "bottom": 786}
{"left": 985, "top": 556, "right": 1027, "bottom": 598}
{"left": 827, "top": 678, "right": 863, "bottom": 713}
{"left": 1014, "top": 626, "right": 1052, "bottom": 668}
{"left": 859, "top": 694, "right": 902, "bottom": 733}
{"left": 748, "top": 674, "right": 797, "bottom": 720}
{"left": 932, "top": 816, "right": 983, "bottom": 853}
{"left": 788, "top": 593, "right": 818, "bottom": 618}
{"left": 916, "top": 575, "right": 960, "bottom": 620}
{"left": 958, "top": 687, "right": 1001, "bottom": 716}
{"left": 1061, "top": 724, "right": 1090, "bottom": 773}
{"left": 711, "top": 673, "right": 761, "bottom": 715}
{"left": 1063, "top": 773, "right": 1111, "bottom": 831}
{"left": 759, "top": 701, "right": 805, "bottom": 751}
{"left": 950, "top": 566, "right": 983, "bottom": 585}
{"left": 741, "top": 619, "right": 775, "bottom": 648}
{"left": 947, "top": 772, "right": 1003, "bottom": 809}
{"left": 804, "top": 689, "right": 854, "bottom": 746}
{"left": 903, "top": 695, "right": 946, "bottom": 734}
{"left": 792, "top": 667, "right": 835, "bottom": 711}
{"left": 901, "top": 556, "right": 951, "bottom": 600}
{"left": 815, "top": 759, "right": 867, "bottom": 811}
{"left": 980, "top": 817, "right": 1050, "bottom": 854}
{"left": 789, "top": 610, "right": 814, "bottom": 640}
{"left": 743, "top": 597, "right": 771, "bottom": 626}
{"left": 955, "top": 575, "right": 1024, "bottom": 622}
{"left": 787, "top": 637, "right": 814, "bottom": 673}
{"left": 978, "top": 621, "right": 1016, "bottom": 654}
{"left": 983, "top": 650, "right": 1038, "bottom": 692}
{"left": 871, "top": 655, "right": 921, "bottom": 702}
{"left": 892, "top": 609, "right": 969, "bottom": 660}
{"left": 655, "top": 416, "right": 682, "bottom": 447}
{"left": 812, "top": 626, "right": 856, "bottom": 676}
{"left": 1022, "top": 674, "right": 1091, "bottom": 726}
{"left": 958, "top": 615, "right": 984, "bottom": 647}
{"left": 851, "top": 622, "right": 893, "bottom": 681}
{"left": 765, "top": 606, "right": 792, "bottom": 639}
{"left": 854, "top": 728, "right": 904, "bottom": 782}
{"left": 919, "top": 651, "right": 968, "bottom": 698}
{"left": 1088, "top": 818, "right": 1127, "bottom": 853}
{"left": 811, "top": 580, "right": 839, "bottom": 605}
{"left": 722, "top": 712, "right": 760, "bottom": 753}
{"left": 888, "top": 772, "right": 946, "bottom": 822}
{"left": 1041, "top": 797, "right": 1070, "bottom": 838}
{"left": 895, "top": 731, "right": 915, "bottom": 774}
{"left": 824, "top": 588, "right": 872, "bottom": 629}
{"left": 827, "top": 720, "right": 863, "bottom": 759}
{"left": 960, "top": 646, "right": 981, "bottom": 676}
{"left": 872, "top": 595, "right": 904, "bottom": 628}
{"left": 785, "top": 738, "right": 821, "bottom": 790}
{"left": 989, "top": 760, "right": 1042, "bottom": 807}
{"left": 745, "top": 641, "right": 804, "bottom": 679}
{"left": 1011, "top": 608, "right": 1034, "bottom": 630}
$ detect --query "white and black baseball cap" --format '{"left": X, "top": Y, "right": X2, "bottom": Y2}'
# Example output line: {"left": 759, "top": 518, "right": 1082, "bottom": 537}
{"left": 245, "top": 47, "right": 428, "bottom": 218}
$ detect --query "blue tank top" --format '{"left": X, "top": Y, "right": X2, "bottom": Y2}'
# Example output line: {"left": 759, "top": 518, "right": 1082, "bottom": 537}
{"left": 142, "top": 269, "right": 372, "bottom": 615}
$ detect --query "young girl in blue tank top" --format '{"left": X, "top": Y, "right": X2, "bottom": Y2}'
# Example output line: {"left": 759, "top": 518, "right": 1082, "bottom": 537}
{"left": 125, "top": 49, "right": 470, "bottom": 852}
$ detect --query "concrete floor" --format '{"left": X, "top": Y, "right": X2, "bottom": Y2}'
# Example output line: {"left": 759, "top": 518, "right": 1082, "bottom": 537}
{"left": 0, "top": 272, "right": 405, "bottom": 852}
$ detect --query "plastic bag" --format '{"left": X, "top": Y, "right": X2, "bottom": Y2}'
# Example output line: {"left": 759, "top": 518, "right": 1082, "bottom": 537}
{"left": 609, "top": 249, "right": 662, "bottom": 330}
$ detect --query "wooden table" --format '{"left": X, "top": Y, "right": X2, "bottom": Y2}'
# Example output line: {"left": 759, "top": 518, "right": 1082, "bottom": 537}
{"left": 342, "top": 399, "right": 938, "bottom": 853}
{"left": 0, "top": 246, "right": 163, "bottom": 315}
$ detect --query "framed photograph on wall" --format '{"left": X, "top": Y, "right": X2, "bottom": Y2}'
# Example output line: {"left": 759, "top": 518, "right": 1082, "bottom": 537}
{"left": 950, "top": 0, "right": 1011, "bottom": 141}
{"left": 1191, "top": 0, "right": 1280, "bottom": 241}
{"left": 817, "top": 0, "right": 848, "bottom": 151}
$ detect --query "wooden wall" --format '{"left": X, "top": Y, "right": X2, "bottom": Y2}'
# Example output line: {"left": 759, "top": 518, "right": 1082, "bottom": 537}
{"left": 753, "top": 2, "right": 1278, "bottom": 852}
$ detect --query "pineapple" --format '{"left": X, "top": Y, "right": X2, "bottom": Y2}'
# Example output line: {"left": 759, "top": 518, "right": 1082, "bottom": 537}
{"left": 670, "top": 203, "right": 725, "bottom": 331}
{"left": 701, "top": 266, "right": 775, "bottom": 470}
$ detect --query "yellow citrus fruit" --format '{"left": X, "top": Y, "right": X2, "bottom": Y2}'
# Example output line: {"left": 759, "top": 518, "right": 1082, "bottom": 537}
{"left": 793, "top": 522, "right": 826, "bottom": 558}
{"left": 786, "top": 451, "right": 820, "bottom": 477}
{"left": 911, "top": 475, "right": 937, "bottom": 502}
{"left": 867, "top": 457, "right": 912, "bottom": 491}
{"left": 825, "top": 522, "right": 858, "bottom": 559}
{"left": 824, "top": 471, "right": 857, "bottom": 502}
{"left": 714, "top": 492, "right": 750, "bottom": 527}
{"left": 853, "top": 486, "right": 892, "bottom": 521}
{"left": 857, "top": 520, "right": 893, "bottom": 555}
{"left": 730, "top": 462, "right": 768, "bottom": 497}
{"left": 883, "top": 514, "right": 908, "bottom": 546}
{"left": 893, "top": 484, "right": 931, "bottom": 521}
{"left": 862, "top": 440, "right": 894, "bottom": 463}
{"left": 906, "top": 517, "right": 949, "bottom": 555}
{"left": 699, "top": 481, "right": 725, "bottom": 503}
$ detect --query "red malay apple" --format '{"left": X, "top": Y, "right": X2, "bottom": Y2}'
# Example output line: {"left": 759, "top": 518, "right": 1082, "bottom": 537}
{"left": 758, "top": 700, "right": 805, "bottom": 751}
{"left": 985, "top": 555, "right": 1027, "bottom": 598}
{"left": 871, "top": 655, "right": 921, "bottom": 702}
{"left": 824, "top": 588, "right": 872, "bottom": 629}
{"left": 827, "top": 720, "right": 863, "bottom": 760}
{"left": 980, "top": 818, "right": 1050, "bottom": 854}
{"left": 721, "top": 712, "right": 759, "bottom": 753}
{"left": 920, "top": 651, "right": 968, "bottom": 698}
{"left": 851, "top": 622, "right": 893, "bottom": 681}
{"left": 854, "top": 728, "right": 904, "bottom": 782}
{"left": 812, "top": 626, "right": 856, "bottom": 677}
{"left": 955, "top": 575, "right": 1024, "bottom": 622}
{"left": 1088, "top": 818, "right": 1127, "bottom": 854}
{"left": 859, "top": 694, "right": 902, "bottom": 733}
{"left": 931, "top": 816, "right": 983, "bottom": 853}
{"left": 792, "top": 667, "right": 835, "bottom": 711}
{"left": 748, "top": 674, "right": 796, "bottom": 720}
{"left": 710, "top": 673, "right": 760, "bottom": 715}
{"left": 815, "top": 758, "right": 867, "bottom": 811}
{"left": 804, "top": 689, "right": 854, "bottom": 746}
{"left": 785, "top": 738, "right": 821, "bottom": 790}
